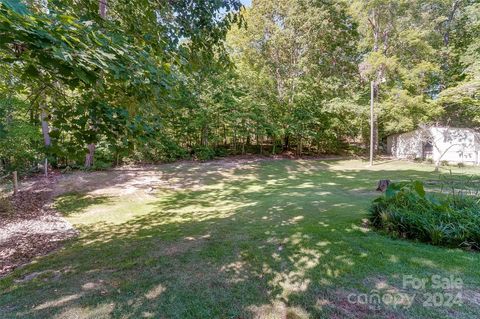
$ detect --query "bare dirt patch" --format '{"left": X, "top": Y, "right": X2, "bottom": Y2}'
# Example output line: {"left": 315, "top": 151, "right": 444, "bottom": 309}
{"left": 0, "top": 172, "right": 76, "bottom": 277}
{"left": 54, "top": 157, "right": 267, "bottom": 197}
{"left": 54, "top": 155, "right": 348, "bottom": 197}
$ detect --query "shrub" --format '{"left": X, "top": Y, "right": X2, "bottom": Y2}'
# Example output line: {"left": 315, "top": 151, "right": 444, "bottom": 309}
{"left": 214, "top": 146, "right": 230, "bottom": 157}
{"left": 192, "top": 146, "right": 216, "bottom": 161}
{"left": 369, "top": 180, "right": 480, "bottom": 250}
{"left": 132, "top": 135, "right": 188, "bottom": 163}
{"left": 92, "top": 160, "right": 112, "bottom": 171}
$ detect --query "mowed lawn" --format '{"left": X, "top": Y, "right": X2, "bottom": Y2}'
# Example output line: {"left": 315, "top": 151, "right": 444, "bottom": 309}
{"left": 1, "top": 159, "right": 480, "bottom": 319}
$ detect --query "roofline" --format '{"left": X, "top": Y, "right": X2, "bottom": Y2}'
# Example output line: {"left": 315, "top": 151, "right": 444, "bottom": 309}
{"left": 387, "top": 126, "right": 480, "bottom": 138}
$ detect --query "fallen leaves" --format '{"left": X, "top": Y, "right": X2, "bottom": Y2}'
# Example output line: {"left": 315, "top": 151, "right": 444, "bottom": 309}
{"left": 0, "top": 171, "right": 77, "bottom": 277}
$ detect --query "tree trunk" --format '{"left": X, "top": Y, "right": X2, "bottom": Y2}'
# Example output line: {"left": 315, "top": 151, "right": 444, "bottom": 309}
{"left": 233, "top": 128, "right": 237, "bottom": 153}
{"left": 443, "top": 0, "right": 461, "bottom": 46}
{"left": 85, "top": 143, "right": 96, "bottom": 168}
{"left": 284, "top": 134, "right": 289, "bottom": 151}
{"left": 368, "top": 8, "right": 382, "bottom": 156}
{"left": 41, "top": 105, "right": 51, "bottom": 176}
{"left": 201, "top": 125, "right": 208, "bottom": 146}
{"left": 223, "top": 125, "right": 227, "bottom": 146}
{"left": 372, "top": 56, "right": 379, "bottom": 153}
{"left": 297, "top": 138, "right": 302, "bottom": 156}
{"left": 84, "top": 0, "right": 108, "bottom": 169}
{"left": 41, "top": 109, "right": 51, "bottom": 147}
{"left": 99, "top": 0, "right": 107, "bottom": 18}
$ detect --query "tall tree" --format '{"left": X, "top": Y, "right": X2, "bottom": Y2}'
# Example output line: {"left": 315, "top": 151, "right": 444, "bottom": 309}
{"left": 0, "top": 0, "right": 243, "bottom": 167}
{"left": 228, "top": 0, "right": 359, "bottom": 153}
{"left": 83, "top": 0, "right": 108, "bottom": 168}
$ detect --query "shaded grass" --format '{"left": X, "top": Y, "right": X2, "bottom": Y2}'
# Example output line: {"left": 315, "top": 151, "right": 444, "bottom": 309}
{"left": 1, "top": 160, "right": 480, "bottom": 318}
{"left": 53, "top": 193, "right": 112, "bottom": 217}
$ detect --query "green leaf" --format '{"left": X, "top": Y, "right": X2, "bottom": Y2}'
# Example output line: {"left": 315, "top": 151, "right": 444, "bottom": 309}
{"left": 1, "top": 0, "right": 29, "bottom": 15}
{"left": 24, "top": 64, "right": 40, "bottom": 77}
{"left": 385, "top": 186, "right": 397, "bottom": 199}
{"left": 413, "top": 180, "right": 426, "bottom": 198}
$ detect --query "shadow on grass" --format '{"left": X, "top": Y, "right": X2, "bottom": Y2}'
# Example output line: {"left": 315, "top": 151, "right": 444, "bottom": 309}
{"left": 1, "top": 160, "right": 480, "bottom": 318}
{"left": 53, "top": 193, "right": 112, "bottom": 216}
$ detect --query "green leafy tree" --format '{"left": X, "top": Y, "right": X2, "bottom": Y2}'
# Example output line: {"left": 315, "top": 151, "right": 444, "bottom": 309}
{"left": 0, "top": 0, "right": 243, "bottom": 168}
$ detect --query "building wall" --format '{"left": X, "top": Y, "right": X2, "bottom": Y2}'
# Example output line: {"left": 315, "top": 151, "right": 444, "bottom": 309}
{"left": 387, "top": 127, "right": 480, "bottom": 164}
{"left": 387, "top": 130, "right": 424, "bottom": 159}
{"left": 429, "top": 127, "right": 479, "bottom": 164}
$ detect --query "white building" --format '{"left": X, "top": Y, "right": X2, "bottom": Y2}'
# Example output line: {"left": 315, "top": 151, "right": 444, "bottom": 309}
{"left": 387, "top": 127, "right": 480, "bottom": 165}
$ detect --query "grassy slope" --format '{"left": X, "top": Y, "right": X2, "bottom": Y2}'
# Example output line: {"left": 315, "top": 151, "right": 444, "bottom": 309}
{"left": 1, "top": 160, "right": 479, "bottom": 319}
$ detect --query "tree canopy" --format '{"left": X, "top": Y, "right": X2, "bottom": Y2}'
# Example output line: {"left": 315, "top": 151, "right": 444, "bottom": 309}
{"left": 0, "top": 0, "right": 478, "bottom": 173}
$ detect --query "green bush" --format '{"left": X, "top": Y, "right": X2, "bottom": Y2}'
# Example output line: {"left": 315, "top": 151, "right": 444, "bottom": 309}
{"left": 369, "top": 180, "right": 480, "bottom": 250}
{"left": 132, "top": 135, "right": 188, "bottom": 163}
{"left": 192, "top": 146, "right": 216, "bottom": 161}
{"left": 214, "top": 146, "right": 230, "bottom": 157}
{"left": 0, "top": 121, "right": 43, "bottom": 174}
{"left": 92, "top": 160, "right": 112, "bottom": 170}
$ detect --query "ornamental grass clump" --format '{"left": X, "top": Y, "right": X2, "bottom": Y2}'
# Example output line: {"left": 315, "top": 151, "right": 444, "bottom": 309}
{"left": 369, "top": 180, "right": 480, "bottom": 250}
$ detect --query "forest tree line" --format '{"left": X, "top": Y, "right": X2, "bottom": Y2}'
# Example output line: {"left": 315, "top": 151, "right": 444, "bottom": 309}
{"left": 0, "top": 0, "right": 479, "bottom": 173}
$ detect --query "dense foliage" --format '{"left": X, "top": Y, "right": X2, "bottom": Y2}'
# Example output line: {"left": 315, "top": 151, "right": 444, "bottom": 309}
{"left": 369, "top": 180, "right": 480, "bottom": 249}
{"left": 0, "top": 0, "right": 479, "bottom": 173}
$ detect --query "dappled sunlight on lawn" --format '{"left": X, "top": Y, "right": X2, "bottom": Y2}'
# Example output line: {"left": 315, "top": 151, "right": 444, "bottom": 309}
{"left": 248, "top": 300, "right": 310, "bottom": 319}
{"left": 1, "top": 159, "right": 480, "bottom": 318}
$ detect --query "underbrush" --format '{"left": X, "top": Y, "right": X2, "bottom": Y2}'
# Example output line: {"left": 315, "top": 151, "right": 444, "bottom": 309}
{"left": 369, "top": 180, "right": 480, "bottom": 250}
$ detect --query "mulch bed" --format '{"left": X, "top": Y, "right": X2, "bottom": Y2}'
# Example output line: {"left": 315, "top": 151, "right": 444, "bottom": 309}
{"left": 0, "top": 172, "right": 77, "bottom": 277}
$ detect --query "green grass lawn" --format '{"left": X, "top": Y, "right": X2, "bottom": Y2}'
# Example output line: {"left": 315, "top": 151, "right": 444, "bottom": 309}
{"left": 1, "top": 159, "right": 480, "bottom": 318}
